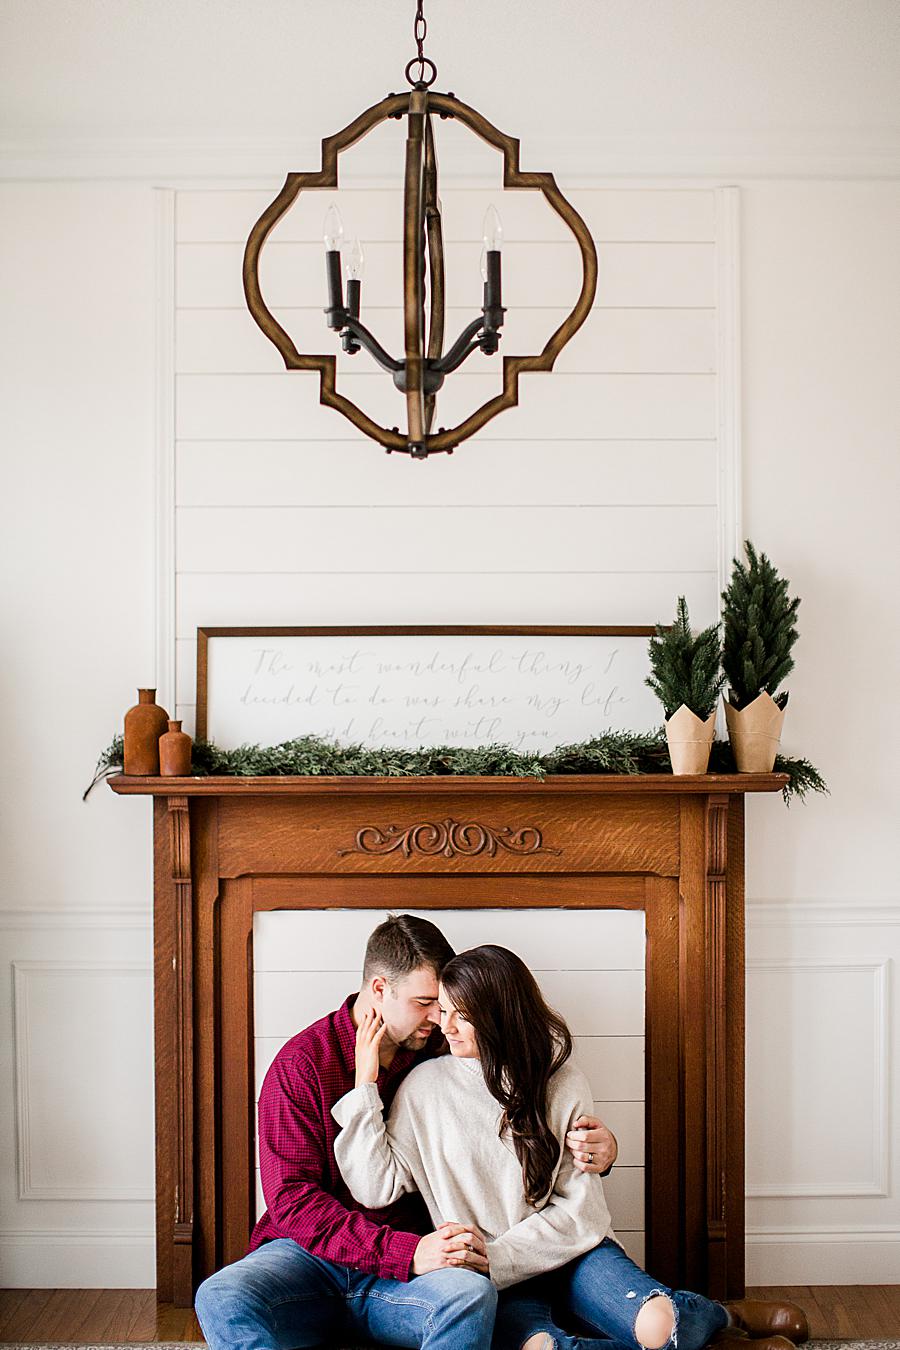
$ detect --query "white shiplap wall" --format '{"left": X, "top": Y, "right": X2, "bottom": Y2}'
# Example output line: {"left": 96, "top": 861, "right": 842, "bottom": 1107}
{"left": 254, "top": 908, "right": 647, "bottom": 1265}
{"left": 168, "top": 183, "right": 737, "bottom": 727}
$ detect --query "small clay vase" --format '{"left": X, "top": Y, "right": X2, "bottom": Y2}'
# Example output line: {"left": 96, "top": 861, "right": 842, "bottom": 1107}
{"left": 159, "top": 720, "right": 193, "bottom": 777}
{"left": 124, "top": 688, "right": 170, "bottom": 775}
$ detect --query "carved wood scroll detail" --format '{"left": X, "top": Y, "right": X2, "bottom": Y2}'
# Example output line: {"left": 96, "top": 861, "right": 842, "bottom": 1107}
{"left": 339, "top": 818, "right": 562, "bottom": 860}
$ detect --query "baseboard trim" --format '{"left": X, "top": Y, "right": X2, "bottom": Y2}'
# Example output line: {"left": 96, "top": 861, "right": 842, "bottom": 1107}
{"left": 746, "top": 1227, "right": 900, "bottom": 1284}
{"left": 0, "top": 1229, "right": 155, "bottom": 1288}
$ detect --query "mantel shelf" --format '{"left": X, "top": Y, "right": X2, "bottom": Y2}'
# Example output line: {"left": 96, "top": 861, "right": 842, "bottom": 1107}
{"left": 108, "top": 772, "right": 787, "bottom": 796}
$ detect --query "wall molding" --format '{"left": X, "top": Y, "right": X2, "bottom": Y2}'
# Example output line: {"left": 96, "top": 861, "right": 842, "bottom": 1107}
{"left": 747, "top": 901, "right": 900, "bottom": 927}
{"left": 747, "top": 1224, "right": 900, "bottom": 1240}
{"left": 0, "top": 907, "right": 151, "bottom": 930}
{"left": 0, "top": 1226, "right": 153, "bottom": 1243}
{"left": 745, "top": 957, "right": 890, "bottom": 1198}
{"left": 13, "top": 961, "right": 154, "bottom": 1202}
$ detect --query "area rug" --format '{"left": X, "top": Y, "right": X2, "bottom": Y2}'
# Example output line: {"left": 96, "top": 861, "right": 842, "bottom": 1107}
{"left": 4, "top": 1341, "right": 899, "bottom": 1350}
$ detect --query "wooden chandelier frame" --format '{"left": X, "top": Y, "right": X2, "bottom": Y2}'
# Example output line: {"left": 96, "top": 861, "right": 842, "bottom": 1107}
{"left": 243, "top": 89, "right": 598, "bottom": 457}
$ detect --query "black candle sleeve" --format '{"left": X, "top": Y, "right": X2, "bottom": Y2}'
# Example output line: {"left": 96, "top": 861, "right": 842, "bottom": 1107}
{"left": 325, "top": 249, "right": 344, "bottom": 326}
{"left": 485, "top": 249, "right": 502, "bottom": 310}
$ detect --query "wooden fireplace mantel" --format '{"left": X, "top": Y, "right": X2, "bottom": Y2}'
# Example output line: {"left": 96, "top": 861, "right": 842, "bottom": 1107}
{"left": 110, "top": 772, "right": 786, "bottom": 1307}
{"left": 111, "top": 772, "right": 785, "bottom": 796}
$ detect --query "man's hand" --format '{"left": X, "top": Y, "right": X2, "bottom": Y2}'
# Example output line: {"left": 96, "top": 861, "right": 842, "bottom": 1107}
{"left": 354, "top": 1007, "right": 387, "bottom": 1087}
{"left": 412, "top": 1222, "right": 489, "bottom": 1277}
{"left": 566, "top": 1114, "right": 618, "bottom": 1174}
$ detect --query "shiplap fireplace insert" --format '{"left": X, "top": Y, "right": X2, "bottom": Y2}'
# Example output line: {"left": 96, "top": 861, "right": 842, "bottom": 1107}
{"left": 110, "top": 769, "right": 786, "bottom": 1306}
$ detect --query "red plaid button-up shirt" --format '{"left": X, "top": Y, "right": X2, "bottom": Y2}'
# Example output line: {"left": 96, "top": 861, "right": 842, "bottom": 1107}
{"left": 249, "top": 994, "right": 436, "bottom": 1281}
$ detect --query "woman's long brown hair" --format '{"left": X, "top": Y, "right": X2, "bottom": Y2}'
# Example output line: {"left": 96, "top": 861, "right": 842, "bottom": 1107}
{"left": 439, "top": 944, "right": 573, "bottom": 1207}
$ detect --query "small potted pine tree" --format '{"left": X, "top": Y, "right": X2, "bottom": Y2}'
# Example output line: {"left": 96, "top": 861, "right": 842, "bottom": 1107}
{"left": 721, "top": 540, "right": 800, "bottom": 772}
{"left": 646, "top": 597, "right": 724, "bottom": 774}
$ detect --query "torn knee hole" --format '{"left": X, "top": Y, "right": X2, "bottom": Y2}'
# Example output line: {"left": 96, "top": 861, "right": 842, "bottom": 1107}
{"left": 633, "top": 1292, "right": 676, "bottom": 1350}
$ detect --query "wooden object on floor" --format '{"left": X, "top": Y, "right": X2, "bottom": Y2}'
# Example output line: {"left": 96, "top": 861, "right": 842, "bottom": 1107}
{"left": 109, "top": 771, "right": 787, "bottom": 1306}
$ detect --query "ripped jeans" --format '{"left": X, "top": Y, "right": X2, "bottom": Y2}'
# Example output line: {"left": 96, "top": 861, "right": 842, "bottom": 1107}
{"left": 494, "top": 1236, "right": 729, "bottom": 1350}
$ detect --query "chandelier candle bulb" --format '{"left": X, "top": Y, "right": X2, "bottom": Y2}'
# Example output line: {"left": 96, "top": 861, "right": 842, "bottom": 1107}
{"left": 481, "top": 206, "right": 503, "bottom": 314}
{"left": 323, "top": 203, "right": 344, "bottom": 251}
{"left": 323, "top": 204, "right": 345, "bottom": 323}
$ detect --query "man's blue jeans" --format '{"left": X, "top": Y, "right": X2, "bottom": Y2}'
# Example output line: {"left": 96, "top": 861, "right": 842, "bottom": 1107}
{"left": 494, "top": 1237, "right": 730, "bottom": 1350}
{"left": 195, "top": 1237, "right": 498, "bottom": 1350}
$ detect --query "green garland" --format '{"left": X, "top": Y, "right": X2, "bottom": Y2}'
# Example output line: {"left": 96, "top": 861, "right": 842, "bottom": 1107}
{"left": 85, "top": 731, "right": 827, "bottom": 805}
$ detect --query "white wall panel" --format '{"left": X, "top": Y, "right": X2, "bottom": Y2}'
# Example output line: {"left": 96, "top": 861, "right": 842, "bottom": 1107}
{"left": 253, "top": 907, "right": 646, "bottom": 972}
{"left": 253, "top": 1032, "right": 644, "bottom": 1108}
{"left": 175, "top": 371, "right": 716, "bottom": 442}
{"left": 176, "top": 306, "right": 716, "bottom": 376}
{"left": 178, "top": 240, "right": 713, "bottom": 310}
{"left": 176, "top": 440, "right": 717, "bottom": 508}
{"left": 12, "top": 962, "right": 154, "bottom": 1201}
{"left": 176, "top": 571, "right": 720, "bottom": 640}
{"left": 746, "top": 958, "right": 888, "bottom": 1199}
{"left": 255, "top": 968, "right": 644, "bottom": 1041}
{"left": 176, "top": 189, "right": 716, "bottom": 245}
{"left": 745, "top": 904, "right": 900, "bottom": 1283}
{"left": 175, "top": 504, "right": 717, "bottom": 575}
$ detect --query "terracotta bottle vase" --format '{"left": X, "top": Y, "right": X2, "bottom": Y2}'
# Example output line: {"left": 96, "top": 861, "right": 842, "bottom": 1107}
{"left": 159, "top": 720, "right": 193, "bottom": 777}
{"left": 123, "top": 689, "right": 170, "bottom": 775}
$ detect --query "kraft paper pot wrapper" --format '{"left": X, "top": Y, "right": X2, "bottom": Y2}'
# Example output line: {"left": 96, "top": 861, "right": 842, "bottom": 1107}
{"left": 665, "top": 705, "right": 716, "bottom": 775}
{"left": 724, "top": 691, "right": 787, "bottom": 772}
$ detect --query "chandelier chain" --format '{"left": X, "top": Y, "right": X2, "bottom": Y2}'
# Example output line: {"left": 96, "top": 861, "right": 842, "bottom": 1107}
{"left": 405, "top": 0, "right": 437, "bottom": 87}
{"left": 414, "top": 0, "right": 427, "bottom": 57}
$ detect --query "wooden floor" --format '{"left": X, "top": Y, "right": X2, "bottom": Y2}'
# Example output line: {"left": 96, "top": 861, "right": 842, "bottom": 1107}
{"left": 0, "top": 1286, "right": 898, "bottom": 1342}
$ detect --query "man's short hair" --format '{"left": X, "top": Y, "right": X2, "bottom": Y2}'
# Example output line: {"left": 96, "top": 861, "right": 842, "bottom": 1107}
{"left": 362, "top": 914, "right": 455, "bottom": 985}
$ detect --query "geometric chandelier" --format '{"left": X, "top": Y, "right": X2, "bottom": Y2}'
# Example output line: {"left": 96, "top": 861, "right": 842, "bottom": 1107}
{"left": 243, "top": 1, "right": 597, "bottom": 459}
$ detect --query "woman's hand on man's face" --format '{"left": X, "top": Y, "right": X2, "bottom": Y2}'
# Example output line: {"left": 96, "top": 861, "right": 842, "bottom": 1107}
{"left": 355, "top": 1006, "right": 388, "bottom": 1087}
{"left": 566, "top": 1114, "right": 618, "bottom": 1174}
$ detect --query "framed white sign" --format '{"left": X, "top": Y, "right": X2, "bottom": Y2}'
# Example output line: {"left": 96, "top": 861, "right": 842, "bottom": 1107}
{"left": 196, "top": 626, "right": 660, "bottom": 752}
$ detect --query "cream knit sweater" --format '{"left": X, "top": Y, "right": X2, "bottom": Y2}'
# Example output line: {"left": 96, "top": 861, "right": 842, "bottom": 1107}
{"left": 332, "top": 1055, "right": 615, "bottom": 1290}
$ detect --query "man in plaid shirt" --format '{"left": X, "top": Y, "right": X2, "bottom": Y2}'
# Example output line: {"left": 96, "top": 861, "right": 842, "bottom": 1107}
{"left": 195, "top": 914, "right": 618, "bottom": 1350}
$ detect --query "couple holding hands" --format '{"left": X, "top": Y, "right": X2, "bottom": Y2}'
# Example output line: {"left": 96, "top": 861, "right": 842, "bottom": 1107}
{"left": 196, "top": 914, "right": 808, "bottom": 1350}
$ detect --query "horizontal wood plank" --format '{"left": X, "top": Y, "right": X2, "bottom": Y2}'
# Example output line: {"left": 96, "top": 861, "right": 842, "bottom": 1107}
{"left": 175, "top": 305, "right": 716, "bottom": 375}
{"left": 175, "top": 569, "right": 720, "bottom": 640}
{"left": 254, "top": 968, "right": 644, "bottom": 1039}
{"left": 176, "top": 187, "right": 716, "bottom": 244}
{"left": 253, "top": 905, "right": 646, "bottom": 972}
{"left": 175, "top": 438, "right": 718, "bottom": 507}
{"left": 174, "top": 371, "right": 717, "bottom": 440}
{"left": 174, "top": 502, "right": 717, "bottom": 574}
{"left": 178, "top": 239, "right": 715, "bottom": 309}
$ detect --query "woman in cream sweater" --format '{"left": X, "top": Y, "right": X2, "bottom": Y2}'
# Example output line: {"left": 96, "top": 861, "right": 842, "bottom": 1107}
{"left": 332, "top": 945, "right": 803, "bottom": 1350}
